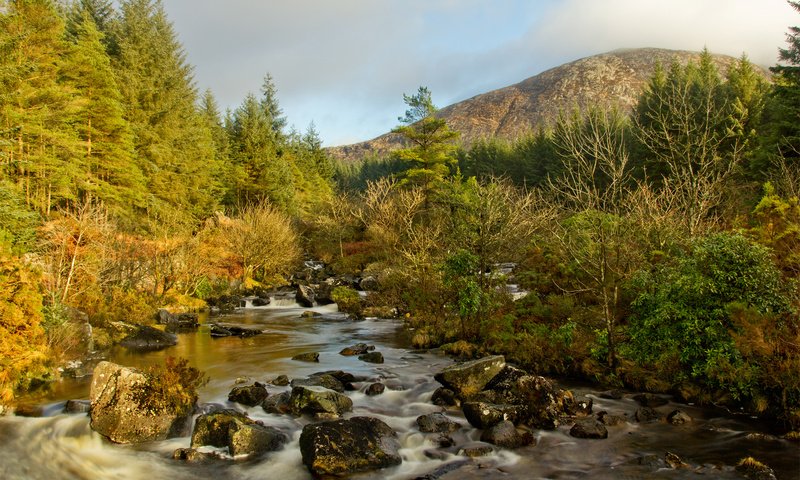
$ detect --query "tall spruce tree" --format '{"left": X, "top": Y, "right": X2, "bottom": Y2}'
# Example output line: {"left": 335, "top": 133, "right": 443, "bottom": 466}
{"left": 227, "top": 93, "right": 294, "bottom": 210}
{"left": 113, "top": 0, "right": 218, "bottom": 225}
{"left": 756, "top": 1, "right": 800, "bottom": 178}
{"left": 0, "top": 0, "right": 81, "bottom": 215}
{"left": 61, "top": 11, "right": 146, "bottom": 219}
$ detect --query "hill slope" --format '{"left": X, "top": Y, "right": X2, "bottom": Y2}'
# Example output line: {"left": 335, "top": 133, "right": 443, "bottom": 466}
{"left": 329, "top": 48, "right": 750, "bottom": 162}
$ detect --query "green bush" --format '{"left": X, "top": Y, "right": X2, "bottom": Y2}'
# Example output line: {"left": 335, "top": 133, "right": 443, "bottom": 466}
{"left": 624, "top": 232, "right": 794, "bottom": 404}
{"left": 331, "top": 286, "right": 363, "bottom": 317}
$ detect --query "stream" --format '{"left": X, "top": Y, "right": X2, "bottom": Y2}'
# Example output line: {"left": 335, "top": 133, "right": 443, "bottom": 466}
{"left": 0, "top": 302, "right": 798, "bottom": 479}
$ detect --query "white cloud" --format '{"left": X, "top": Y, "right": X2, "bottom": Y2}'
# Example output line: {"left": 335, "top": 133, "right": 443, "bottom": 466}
{"left": 162, "top": 0, "right": 796, "bottom": 146}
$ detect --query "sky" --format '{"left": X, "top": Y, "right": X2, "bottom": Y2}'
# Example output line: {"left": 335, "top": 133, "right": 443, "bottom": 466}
{"left": 161, "top": 0, "right": 796, "bottom": 147}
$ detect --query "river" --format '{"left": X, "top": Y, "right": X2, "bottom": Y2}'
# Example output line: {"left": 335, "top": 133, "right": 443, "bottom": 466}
{"left": 0, "top": 302, "right": 797, "bottom": 479}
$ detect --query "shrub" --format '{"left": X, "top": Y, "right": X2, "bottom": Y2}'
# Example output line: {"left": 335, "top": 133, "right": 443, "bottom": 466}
{"left": 135, "top": 357, "right": 207, "bottom": 416}
{"left": 0, "top": 250, "right": 50, "bottom": 404}
{"left": 624, "top": 232, "right": 795, "bottom": 411}
{"left": 331, "top": 286, "right": 363, "bottom": 317}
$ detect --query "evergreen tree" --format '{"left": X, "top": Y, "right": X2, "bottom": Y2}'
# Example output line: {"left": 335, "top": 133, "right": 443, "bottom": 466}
{"left": 61, "top": 11, "right": 146, "bottom": 219}
{"left": 392, "top": 86, "right": 459, "bottom": 206}
{"left": 65, "top": 0, "right": 118, "bottom": 55}
{"left": 227, "top": 93, "right": 294, "bottom": 209}
{"left": 113, "top": 0, "right": 218, "bottom": 224}
{"left": 756, "top": 1, "right": 800, "bottom": 178}
{"left": 260, "top": 73, "right": 287, "bottom": 141}
{"left": 0, "top": 0, "right": 81, "bottom": 215}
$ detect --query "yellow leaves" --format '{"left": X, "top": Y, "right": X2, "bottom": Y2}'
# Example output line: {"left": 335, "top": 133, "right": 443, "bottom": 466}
{"left": 0, "top": 250, "right": 50, "bottom": 404}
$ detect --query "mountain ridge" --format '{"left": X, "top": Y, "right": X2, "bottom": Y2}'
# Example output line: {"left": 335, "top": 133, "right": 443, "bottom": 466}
{"left": 328, "top": 48, "right": 760, "bottom": 163}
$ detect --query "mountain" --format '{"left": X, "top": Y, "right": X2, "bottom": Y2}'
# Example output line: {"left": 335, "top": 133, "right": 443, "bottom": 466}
{"left": 328, "top": 48, "right": 753, "bottom": 163}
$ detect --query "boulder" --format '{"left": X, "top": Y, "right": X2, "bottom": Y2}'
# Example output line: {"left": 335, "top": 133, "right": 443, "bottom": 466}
{"left": 434, "top": 355, "right": 506, "bottom": 399}
{"left": 208, "top": 324, "right": 263, "bottom": 337}
{"left": 359, "top": 276, "right": 379, "bottom": 291}
{"left": 314, "top": 370, "right": 358, "bottom": 384}
{"left": 291, "top": 374, "right": 344, "bottom": 393}
{"left": 270, "top": 375, "right": 289, "bottom": 386}
{"left": 597, "top": 411, "right": 627, "bottom": 426}
{"left": 736, "top": 457, "right": 778, "bottom": 480}
{"left": 598, "top": 389, "right": 624, "bottom": 400}
{"left": 191, "top": 409, "right": 251, "bottom": 448}
{"left": 296, "top": 285, "right": 316, "bottom": 308}
{"left": 462, "top": 402, "right": 521, "bottom": 429}
{"left": 228, "top": 383, "right": 268, "bottom": 406}
{"left": 64, "top": 399, "right": 91, "bottom": 414}
{"left": 190, "top": 409, "right": 287, "bottom": 458}
{"left": 314, "top": 281, "right": 335, "bottom": 305}
{"left": 229, "top": 423, "right": 287, "bottom": 457}
{"left": 289, "top": 385, "right": 353, "bottom": 416}
{"left": 416, "top": 413, "right": 461, "bottom": 433}
{"left": 358, "top": 351, "right": 384, "bottom": 364}
{"left": 561, "top": 392, "right": 593, "bottom": 417}
{"left": 431, "top": 387, "right": 459, "bottom": 407}
{"left": 292, "top": 352, "right": 320, "bottom": 362}
{"left": 483, "top": 364, "right": 527, "bottom": 393}
{"left": 365, "top": 383, "right": 386, "bottom": 396}
{"left": 633, "top": 393, "right": 669, "bottom": 407}
{"left": 340, "top": 343, "right": 375, "bottom": 356}
{"left": 90, "top": 361, "right": 191, "bottom": 444}
{"left": 569, "top": 419, "right": 609, "bottom": 439}
{"left": 251, "top": 297, "right": 270, "bottom": 307}
{"left": 667, "top": 409, "right": 692, "bottom": 425}
{"left": 262, "top": 391, "right": 291, "bottom": 414}
{"left": 487, "top": 374, "right": 563, "bottom": 429}
{"left": 634, "top": 407, "right": 661, "bottom": 423}
{"left": 156, "top": 309, "right": 199, "bottom": 332}
{"left": 172, "top": 448, "right": 223, "bottom": 463}
{"left": 299, "top": 416, "right": 401, "bottom": 476}
{"left": 665, "top": 451, "right": 689, "bottom": 469}
{"left": 457, "top": 442, "right": 495, "bottom": 458}
{"left": 119, "top": 325, "right": 177, "bottom": 351}
{"left": 480, "top": 420, "right": 535, "bottom": 448}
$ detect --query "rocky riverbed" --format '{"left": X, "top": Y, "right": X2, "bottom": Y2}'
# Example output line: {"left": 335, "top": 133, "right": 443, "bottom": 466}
{"left": 1, "top": 303, "right": 797, "bottom": 479}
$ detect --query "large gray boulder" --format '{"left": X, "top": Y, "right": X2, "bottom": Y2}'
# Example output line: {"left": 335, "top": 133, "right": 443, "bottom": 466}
{"left": 190, "top": 409, "right": 287, "bottom": 458}
{"left": 569, "top": 419, "right": 609, "bottom": 439}
{"left": 89, "top": 361, "right": 191, "bottom": 444}
{"left": 291, "top": 374, "right": 345, "bottom": 393}
{"left": 228, "top": 383, "right": 268, "bottom": 406}
{"left": 482, "top": 372, "right": 564, "bottom": 429}
{"left": 480, "top": 420, "right": 535, "bottom": 448}
{"left": 299, "top": 416, "right": 401, "bottom": 476}
{"left": 462, "top": 402, "right": 522, "bottom": 429}
{"left": 119, "top": 325, "right": 177, "bottom": 351}
{"left": 434, "top": 355, "right": 506, "bottom": 399}
{"left": 296, "top": 285, "right": 315, "bottom": 307}
{"left": 289, "top": 385, "right": 353, "bottom": 416}
{"left": 416, "top": 412, "right": 461, "bottom": 433}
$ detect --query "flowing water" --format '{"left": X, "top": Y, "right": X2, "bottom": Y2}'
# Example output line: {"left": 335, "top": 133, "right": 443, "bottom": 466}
{"left": 0, "top": 303, "right": 798, "bottom": 480}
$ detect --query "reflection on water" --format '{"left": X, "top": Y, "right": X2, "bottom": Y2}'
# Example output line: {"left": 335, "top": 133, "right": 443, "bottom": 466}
{"left": 1, "top": 304, "right": 798, "bottom": 480}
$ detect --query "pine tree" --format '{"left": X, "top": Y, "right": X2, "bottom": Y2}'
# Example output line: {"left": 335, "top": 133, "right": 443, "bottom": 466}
{"left": 65, "top": 0, "right": 118, "bottom": 55}
{"left": 113, "top": 0, "right": 218, "bottom": 224}
{"left": 0, "top": 0, "right": 82, "bottom": 215}
{"left": 227, "top": 93, "right": 294, "bottom": 210}
{"left": 756, "top": 1, "right": 800, "bottom": 177}
{"left": 62, "top": 11, "right": 146, "bottom": 219}
{"left": 392, "top": 86, "right": 459, "bottom": 207}
{"left": 260, "top": 73, "right": 287, "bottom": 141}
